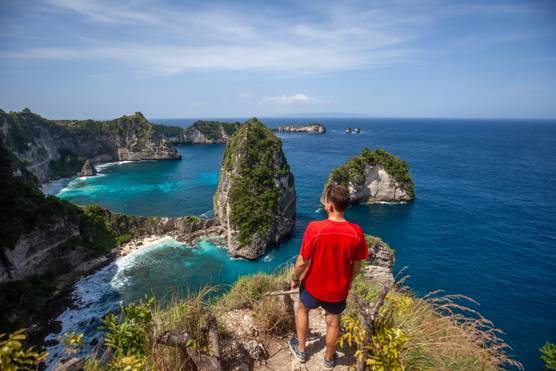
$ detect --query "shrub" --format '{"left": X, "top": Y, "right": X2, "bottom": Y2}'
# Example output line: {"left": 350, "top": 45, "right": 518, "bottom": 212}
{"left": 101, "top": 298, "right": 155, "bottom": 358}
{"left": 0, "top": 329, "right": 48, "bottom": 370}
{"left": 541, "top": 342, "right": 556, "bottom": 370}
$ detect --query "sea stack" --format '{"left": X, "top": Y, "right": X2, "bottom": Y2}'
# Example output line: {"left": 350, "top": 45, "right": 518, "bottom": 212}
{"left": 214, "top": 118, "right": 296, "bottom": 259}
{"left": 322, "top": 148, "right": 414, "bottom": 204}
{"left": 273, "top": 123, "right": 326, "bottom": 134}
{"left": 79, "top": 160, "right": 97, "bottom": 176}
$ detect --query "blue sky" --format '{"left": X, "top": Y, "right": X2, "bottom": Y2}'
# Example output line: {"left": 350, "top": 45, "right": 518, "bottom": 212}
{"left": 1, "top": 0, "right": 555, "bottom": 119}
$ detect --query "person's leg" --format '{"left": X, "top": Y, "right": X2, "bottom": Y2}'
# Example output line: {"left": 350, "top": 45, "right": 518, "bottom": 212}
{"left": 296, "top": 302, "right": 311, "bottom": 352}
{"left": 324, "top": 312, "right": 341, "bottom": 361}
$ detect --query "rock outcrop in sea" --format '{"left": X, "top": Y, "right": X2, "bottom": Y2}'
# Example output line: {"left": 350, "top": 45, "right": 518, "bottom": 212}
{"left": 0, "top": 108, "right": 181, "bottom": 183}
{"left": 214, "top": 118, "right": 296, "bottom": 259}
{"left": 79, "top": 159, "right": 97, "bottom": 176}
{"left": 154, "top": 120, "right": 241, "bottom": 144}
{"left": 273, "top": 123, "right": 326, "bottom": 134}
{"left": 322, "top": 147, "right": 414, "bottom": 204}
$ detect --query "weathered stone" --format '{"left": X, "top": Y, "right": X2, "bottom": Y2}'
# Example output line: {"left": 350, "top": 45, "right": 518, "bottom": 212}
{"left": 273, "top": 123, "right": 326, "bottom": 134}
{"left": 78, "top": 160, "right": 96, "bottom": 176}
{"left": 322, "top": 147, "right": 414, "bottom": 204}
{"left": 214, "top": 118, "right": 296, "bottom": 259}
{"left": 0, "top": 109, "right": 180, "bottom": 183}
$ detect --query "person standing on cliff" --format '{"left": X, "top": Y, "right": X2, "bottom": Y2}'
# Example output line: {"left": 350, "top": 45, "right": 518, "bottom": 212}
{"left": 289, "top": 184, "right": 369, "bottom": 369}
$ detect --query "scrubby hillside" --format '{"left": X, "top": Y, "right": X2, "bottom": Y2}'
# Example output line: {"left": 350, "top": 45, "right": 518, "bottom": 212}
{"left": 61, "top": 235, "right": 521, "bottom": 371}
{"left": 0, "top": 109, "right": 180, "bottom": 183}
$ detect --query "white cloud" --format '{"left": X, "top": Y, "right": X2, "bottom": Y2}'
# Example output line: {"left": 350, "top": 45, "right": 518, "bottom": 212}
{"left": 263, "top": 94, "right": 318, "bottom": 105}
{"left": 0, "top": 0, "right": 545, "bottom": 76}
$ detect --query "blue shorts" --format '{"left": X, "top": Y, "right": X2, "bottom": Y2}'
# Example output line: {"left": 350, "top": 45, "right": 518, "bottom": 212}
{"left": 299, "top": 286, "right": 346, "bottom": 315}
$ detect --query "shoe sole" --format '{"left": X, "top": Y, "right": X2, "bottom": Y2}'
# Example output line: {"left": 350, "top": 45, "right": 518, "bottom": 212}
{"left": 288, "top": 341, "right": 307, "bottom": 363}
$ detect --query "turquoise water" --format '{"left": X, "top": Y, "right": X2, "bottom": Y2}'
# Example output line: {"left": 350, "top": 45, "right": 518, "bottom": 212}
{"left": 48, "top": 118, "right": 556, "bottom": 369}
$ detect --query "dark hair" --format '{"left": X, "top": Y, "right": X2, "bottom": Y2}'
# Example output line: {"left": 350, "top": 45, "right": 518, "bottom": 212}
{"left": 325, "top": 184, "right": 351, "bottom": 212}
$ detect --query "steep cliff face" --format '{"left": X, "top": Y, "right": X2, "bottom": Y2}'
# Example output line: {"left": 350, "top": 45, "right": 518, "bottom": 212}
{"left": 273, "top": 123, "right": 326, "bottom": 133}
{"left": 154, "top": 121, "right": 240, "bottom": 144}
{"left": 184, "top": 121, "right": 241, "bottom": 143}
{"left": 214, "top": 118, "right": 296, "bottom": 259}
{"left": 322, "top": 148, "right": 414, "bottom": 204}
{"left": 0, "top": 142, "right": 216, "bottom": 283}
{"left": 0, "top": 109, "right": 180, "bottom": 183}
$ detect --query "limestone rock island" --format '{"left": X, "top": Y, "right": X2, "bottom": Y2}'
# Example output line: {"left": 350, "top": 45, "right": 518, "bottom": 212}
{"left": 214, "top": 118, "right": 296, "bottom": 259}
{"left": 273, "top": 123, "right": 326, "bottom": 134}
{"left": 79, "top": 159, "right": 97, "bottom": 176}
{"left": 322, "top": 147, "right": 414, "bottom": 204}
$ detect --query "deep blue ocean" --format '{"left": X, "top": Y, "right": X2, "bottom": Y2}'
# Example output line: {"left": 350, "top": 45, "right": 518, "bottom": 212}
{"left": 45, "top": 118, "right": 556, "bottom": 369}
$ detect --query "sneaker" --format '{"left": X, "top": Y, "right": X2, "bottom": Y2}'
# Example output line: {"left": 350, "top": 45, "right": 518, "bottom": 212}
{"left": 288, "top": 336, "right": 307, "bottom": 363}
{"left": 323, "top": 353, "right": 337, "bottom": 370}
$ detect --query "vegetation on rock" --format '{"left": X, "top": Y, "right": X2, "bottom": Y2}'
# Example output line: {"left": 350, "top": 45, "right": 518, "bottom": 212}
{"left": 221, "top": 118, "right": 292, "bottom": 246}
{"left": 1, "top": 109, "right": 179, "bottom": 181}
{"left": 328, "top": 147, "right": 415, "bottom": 198}
{"left": 188, "top": 120, "right": 240, "bottom": 141}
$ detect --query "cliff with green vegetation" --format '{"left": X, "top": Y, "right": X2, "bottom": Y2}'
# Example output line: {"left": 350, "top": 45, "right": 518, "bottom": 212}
{"left": 154, "top": 120, "right": 240, "bottom": 144}
{"left": 44, "top": 234, "right": 520, "bottom": 371}
{"left": 272, "top": 123, "right": 326, "bottom": 133}
{"left": 214, "top": 118, "right": 296, "bottom": 259}
{"left": 0, "top": 108, "right": 181, "bottom": 183}
{"left": 323, "top": 147, "right": 415, "bottom": 204}
{"left": 0, "top": 142, "right": 221, "bottom": 332}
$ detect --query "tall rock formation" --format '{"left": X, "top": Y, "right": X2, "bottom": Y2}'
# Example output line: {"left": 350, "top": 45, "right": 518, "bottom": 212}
{"left": 79, "top": 160, "right": 97, "bottom": 176}
{"left": 214, "top": 118, "right": 296, "bottom": 259}
{"left": 322, "top": 148, "right": 414, "bottom": 204}
{"left": 0, "top": 109, "right": 181, "bottom": 183}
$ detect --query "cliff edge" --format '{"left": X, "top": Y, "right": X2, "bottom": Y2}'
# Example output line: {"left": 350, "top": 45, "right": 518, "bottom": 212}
{"left": 214, "top": 118, "right": 296, "bottom": 259}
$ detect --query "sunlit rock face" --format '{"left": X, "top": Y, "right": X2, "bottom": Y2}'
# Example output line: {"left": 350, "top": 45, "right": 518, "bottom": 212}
{"left": 214, "top": 118, "right": 296, "bottom": 259}
{"left": 0, "top": 109, "right": 180, "bottom": 183}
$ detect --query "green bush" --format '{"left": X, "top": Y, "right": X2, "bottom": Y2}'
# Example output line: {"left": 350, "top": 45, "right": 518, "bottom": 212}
{"left": 101, "top": 298, "right": 155, "bottom": 358}
{"left": 541, "top": 342, "right": 556, "bottom": 370}
{"left": 0, "top": 329, "right": 48, "bottom": 370}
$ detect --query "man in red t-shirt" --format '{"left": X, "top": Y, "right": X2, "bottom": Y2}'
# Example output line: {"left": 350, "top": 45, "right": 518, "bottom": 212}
{"left": 289, "top": 184, "right": 369, "bottom": 369}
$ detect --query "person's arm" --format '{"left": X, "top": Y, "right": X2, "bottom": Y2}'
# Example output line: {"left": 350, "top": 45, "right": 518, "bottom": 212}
{"left": 350, "top": 259, "right": 362, "bottom": 284}
{"left": 291, "top": 255, "right": 308, "bottom": 289}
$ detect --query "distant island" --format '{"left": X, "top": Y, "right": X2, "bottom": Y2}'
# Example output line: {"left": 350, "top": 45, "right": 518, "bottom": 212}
{"left": 154, "top": 120, "right": 241, "bottom": 144}
{"left": 272, "top": 123, "right": 326, "bottom": 134}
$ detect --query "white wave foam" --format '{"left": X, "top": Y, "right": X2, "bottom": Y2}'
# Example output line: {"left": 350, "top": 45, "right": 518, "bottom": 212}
{"left": 361, "top": 201, "right": 408, "bottom": 205}
{"left": 44, "top": 236, "right": 180, "bottom": 369}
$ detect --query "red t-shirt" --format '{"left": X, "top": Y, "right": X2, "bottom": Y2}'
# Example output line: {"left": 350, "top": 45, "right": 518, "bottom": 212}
{"left": 299, "top": 219, "right": 369, "bottom": 302}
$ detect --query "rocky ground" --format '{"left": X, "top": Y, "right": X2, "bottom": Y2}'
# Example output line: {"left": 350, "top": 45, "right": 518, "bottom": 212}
{"left": 221, "top": 295, "right": 355, "bottom": 370}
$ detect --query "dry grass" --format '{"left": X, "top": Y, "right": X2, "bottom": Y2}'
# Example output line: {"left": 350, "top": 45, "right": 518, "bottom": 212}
{"left": 348, "top": 282, "right": 524, "bottom": 370}
{"left": 143, "top": 287, "right": 215, "bottom": 371}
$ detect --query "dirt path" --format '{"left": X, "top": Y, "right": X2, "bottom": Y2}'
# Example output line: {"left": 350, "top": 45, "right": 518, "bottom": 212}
{"left": 255, "top": 298, "right": 354, "bottom": 371}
